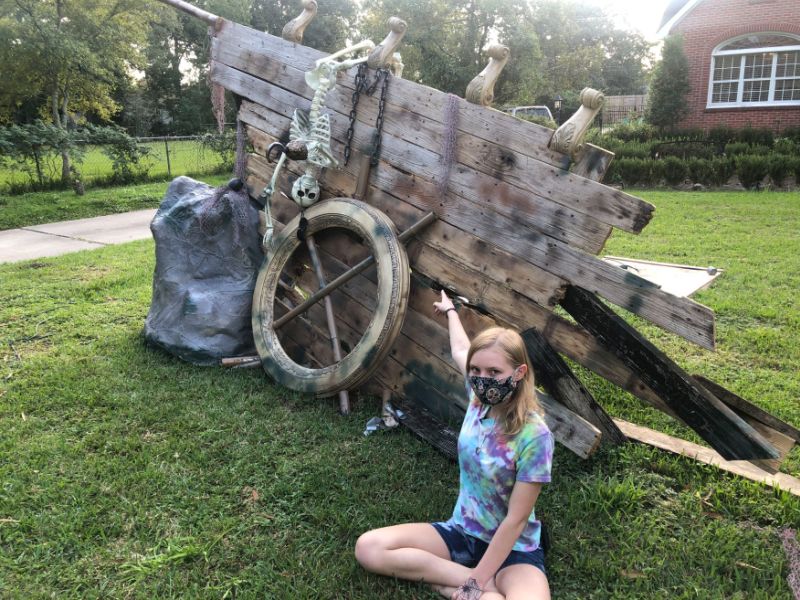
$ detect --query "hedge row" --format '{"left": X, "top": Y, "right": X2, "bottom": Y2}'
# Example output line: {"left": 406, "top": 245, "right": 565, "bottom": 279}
{"left": 593, "top": 122, "right": 800, "bottom": 145}
{"left": 604, "top": 155, "right": 800, "bottom": 189}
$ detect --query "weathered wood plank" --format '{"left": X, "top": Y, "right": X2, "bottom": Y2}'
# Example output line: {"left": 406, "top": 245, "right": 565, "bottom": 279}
{"left": 246, "top": 150, "right": 565, "bottom": 309}
{"left": 248, "top": 157, "right": 685, "bottom": 425}
{"left": 242, "top": 117, "right": 716, "bottom": 350}
{"left": 233, "top": 80, "right": 611, "bottom": 254}
{"left": 560, "top": 286, "right": 777, "bottom": 461}
{"left": 522, "top": 327, "right": 627, "bottom": 445}
{"left": 571, "top": 143, "right": 615, "bottom": 182}
{"left": 211, "top": 21, "right": 654, "bottom": 235}
{"left": 693, "top": 375, "right": 800, "bottom": 443}
{"left": 614, "top": 419, "right": 800, "bottom": 497}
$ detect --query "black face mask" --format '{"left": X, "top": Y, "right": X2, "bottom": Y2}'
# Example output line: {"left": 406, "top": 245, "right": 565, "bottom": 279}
{"left": 469, "top": 369, "right": 521, "bottom": 406}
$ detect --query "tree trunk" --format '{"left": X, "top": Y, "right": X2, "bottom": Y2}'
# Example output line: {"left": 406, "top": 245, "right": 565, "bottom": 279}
{"left": 53, "top": 0, "right": 71, "bottom": 185}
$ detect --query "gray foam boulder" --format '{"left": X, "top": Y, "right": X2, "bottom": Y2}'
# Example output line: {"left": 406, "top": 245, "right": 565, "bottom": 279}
{"left": 144, "top": 176, "right": 263, "bottom": 365}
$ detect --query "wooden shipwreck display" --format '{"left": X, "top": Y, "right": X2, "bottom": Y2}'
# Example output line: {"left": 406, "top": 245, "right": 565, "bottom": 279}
{"left": 159, "top": 0, "right": 799, "bottom": 492}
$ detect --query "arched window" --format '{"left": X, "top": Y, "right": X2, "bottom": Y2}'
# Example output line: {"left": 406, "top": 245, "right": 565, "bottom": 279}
{"left": 708, "top": 33, "right": 800, "bottom": 107}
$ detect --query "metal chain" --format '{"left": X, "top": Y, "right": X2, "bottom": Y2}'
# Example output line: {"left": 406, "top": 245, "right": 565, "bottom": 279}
{"left": 343, "top": 63, "right": 368, "bottom": 166}
{"left": 371, "top": 69, "right": 390, "bottom": 167}
{"left": 343, "top": 64, "right": 391, "bottom": 167}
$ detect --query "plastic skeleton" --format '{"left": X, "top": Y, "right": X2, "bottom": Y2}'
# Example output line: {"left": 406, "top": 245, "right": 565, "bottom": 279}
{"left": 259, "top": 40, "right": 375, "bottom": 251}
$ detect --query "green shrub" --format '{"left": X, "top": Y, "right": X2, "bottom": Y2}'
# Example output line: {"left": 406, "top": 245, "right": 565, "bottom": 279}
{"left": 736, "top": 155, "right": 769, "bottom": 190}
{"left": 610, "top": 120, "right": 657, "bottom": 142}
{"left": 737, "top": 127, "right": 774, "bottom": 147}
{"left": 665, "top": 127, "right": 705, "bottom": 141}
{"left": 709, "top": 157, "right": 736, "bottom": 186}
{"left": 781, "top": 126, "right": 800, "bottom": 143}
{"left": 608, "top": 158, "right": 657, "bottom": 186}
{"left": 725, "top": 142, "right": 771, "bottom": 156}
{"left": 688, "top": 158, "right": 713, "bottom": 185}
{"left": 663, "top": 156, "right": 688, "bottom": 185}
{"left": 655, "top": 141, "right": 716, "bottom": 159}
{"left": 773, "top": 138, "right": 798, "bottom": 155}
{"left": 612, "top": 141, "right": 652, "bottom": 160}
{"left": 768, "top": 155, "right": 791, "bottom": 187}
{"left": 708, "top": 125, "right": 737, "bottom": 145}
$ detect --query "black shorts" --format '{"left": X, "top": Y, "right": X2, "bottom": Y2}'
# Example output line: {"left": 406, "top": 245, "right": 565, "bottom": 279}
{"left": 431, "top": 521, "right": 546, "bottom": 576}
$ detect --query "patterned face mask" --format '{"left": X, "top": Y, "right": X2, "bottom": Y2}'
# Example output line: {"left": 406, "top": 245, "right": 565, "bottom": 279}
{"left": 469, "top": 368, "right": 521, "bottom": 406}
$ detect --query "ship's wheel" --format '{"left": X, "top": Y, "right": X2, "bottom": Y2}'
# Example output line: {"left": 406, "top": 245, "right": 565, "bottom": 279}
{"left": 251, "top": 198, "right": 410, "bottom": 396}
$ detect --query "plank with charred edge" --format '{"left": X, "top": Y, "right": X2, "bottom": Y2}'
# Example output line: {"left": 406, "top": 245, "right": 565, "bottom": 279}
{"left": 522, "top": 327, "right": 627, "bottom": 445}
{"left": 560, "top": 286, "right": 777, "bottom": 461}
{"left": 614, "top": 419, "right": 800, "bottom": 497}
{"left": 390, "top": 395, "right": 460, "bottom": 461}
{"left": 692, "top": 375, "right": 800, "bottom": 443}
{"left": 210, "top": 21, "right": 654, "bottom": 234}
{"left": 571, "top": 143, "right": 615, "bottom": 181}
{"left": 241, "top": 117, "right": 716, "bottom": 350}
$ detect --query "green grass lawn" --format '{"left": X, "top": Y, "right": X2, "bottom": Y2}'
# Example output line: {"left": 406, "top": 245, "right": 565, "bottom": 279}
{"left": 1, "top": 190, "right": 799, "bottom": 598}
{"left": 0, "top": 140, "right": 229, "bottom": 193}
{"left": 0, "top": 175, "right": 229, "bottom": 231}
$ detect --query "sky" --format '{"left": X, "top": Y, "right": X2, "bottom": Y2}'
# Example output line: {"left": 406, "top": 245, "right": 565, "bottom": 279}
{"left": 598, "top": 0, "right": 673, "bottom": 39}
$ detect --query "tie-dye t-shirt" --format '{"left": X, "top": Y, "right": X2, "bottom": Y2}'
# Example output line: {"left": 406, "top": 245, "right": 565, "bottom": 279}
{"left": 449, "top": 387, "right": 554, "bottom": 552}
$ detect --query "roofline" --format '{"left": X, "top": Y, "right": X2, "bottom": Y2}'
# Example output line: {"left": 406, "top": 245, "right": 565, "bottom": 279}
{"left": 656, "top": 0, "right": 704, "bottom": 38}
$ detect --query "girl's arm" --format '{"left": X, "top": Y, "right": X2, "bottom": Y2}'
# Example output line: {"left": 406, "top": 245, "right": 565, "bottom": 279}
{"left": 433, "top": 290, "right": 470, "bottom": 374}
{"left": 468, "top": 481, "right": 543, "bottom": 592}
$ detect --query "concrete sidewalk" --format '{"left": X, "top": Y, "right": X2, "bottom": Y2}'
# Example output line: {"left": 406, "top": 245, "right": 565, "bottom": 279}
{"left": 0, "top": 209, "right": 157, "bottom": 264}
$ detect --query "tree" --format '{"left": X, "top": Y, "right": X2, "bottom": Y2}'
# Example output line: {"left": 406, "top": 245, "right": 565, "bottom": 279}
{"left": 360, "top": 0, "right": 545, "bottom": 105}
{"left": 0, "top": 0, "right": 156, "bottom": 182}
{"left": 646, "top": 34, "right": 690, "bottom": 130}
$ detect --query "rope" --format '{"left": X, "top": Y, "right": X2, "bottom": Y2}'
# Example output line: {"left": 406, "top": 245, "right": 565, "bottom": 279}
{"left": 438, "top": 94, "right": 460, "bottom": 196}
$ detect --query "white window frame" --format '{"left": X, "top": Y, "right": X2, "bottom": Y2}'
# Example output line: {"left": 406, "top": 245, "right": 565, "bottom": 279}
{"left": 707, "top": 32, "right": 800, "bottom": 109}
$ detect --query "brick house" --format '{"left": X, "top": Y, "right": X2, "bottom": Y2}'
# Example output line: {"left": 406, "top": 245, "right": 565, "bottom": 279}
{"left": 657, "top": 0, "right": 800, "bottom": 131}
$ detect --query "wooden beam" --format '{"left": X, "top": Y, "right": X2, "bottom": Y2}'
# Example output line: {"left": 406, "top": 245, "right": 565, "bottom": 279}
{"left": 693, "top": 375, "right": 800, "bottom": 443}
{"left": 570, "top": 143, "right": 615, "bottom": 182}
{"left": 522, "top": 327, "right": 627, "bottom": 445}
{"left": 614, "top": 419, "right": 800, "bottom": 497}
{"left": 560, "top": 286, "right": 777, "bottom": 461}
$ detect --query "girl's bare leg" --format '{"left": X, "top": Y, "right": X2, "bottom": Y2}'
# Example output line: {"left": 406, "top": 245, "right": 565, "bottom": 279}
{"left": 355, "top": 523, "right": 503, "bottom": 597}
{"left": 495, "top": 563, "right": 550, "bottom": 600}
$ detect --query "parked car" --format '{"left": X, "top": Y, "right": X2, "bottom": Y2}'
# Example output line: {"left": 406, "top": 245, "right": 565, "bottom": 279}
{"left": 504, "top": 105, "right": 554, "bottom": 120}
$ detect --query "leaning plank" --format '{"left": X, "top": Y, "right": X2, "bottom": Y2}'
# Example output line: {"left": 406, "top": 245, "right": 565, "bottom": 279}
{"left": 570, "top": 143, "right": 615, "bottom": 181}
{"left": 614, "top": 419, "right": 800, "bottom": 497}
{"left": 560, "top": 286, "right": 777, "bottom": 461}
{"left": 391, "top": 395, "right": 460, "bottom": 461}
{"left": 693, "top": 375, "right": 800, "bottom": 443}
{"left": 241, "top": 114, "right": 716, "bottom": 350}
{"left": 211, "top": 21, "right": 654, "bottom": 235}
{"left": 522, "top": 327, "right": 627, "bottom": 445}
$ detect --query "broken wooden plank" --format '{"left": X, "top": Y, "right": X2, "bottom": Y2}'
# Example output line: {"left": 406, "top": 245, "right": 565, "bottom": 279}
{"left": 614, "top": 419, "right": 800, "bottom": 497}
{"left": 211, "top": 21, "right": 654, "bottom": 235}
{"left": 570, "top": 143, "right": 615, "bottom": 181}
{"left": 560, "top": 286, "right": 777, "bottom": 461}
{"left": 243, "top": 117, "right": 717, "bottom": 350}
{"left": 522, "top": 327, "right": 627, "bottom": 445}
{"left": 693, "top": 375, "right": 800, "bottom": 443}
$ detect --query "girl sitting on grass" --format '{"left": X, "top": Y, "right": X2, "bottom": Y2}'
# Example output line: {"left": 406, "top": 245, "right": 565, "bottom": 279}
{"left": 355, "top": 291, "right": 554, "bottom": 600}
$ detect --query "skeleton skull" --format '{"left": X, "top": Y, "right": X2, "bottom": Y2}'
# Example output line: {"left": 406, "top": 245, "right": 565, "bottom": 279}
{"left": 291, "top": 173, "right": 321, "bottom": 208}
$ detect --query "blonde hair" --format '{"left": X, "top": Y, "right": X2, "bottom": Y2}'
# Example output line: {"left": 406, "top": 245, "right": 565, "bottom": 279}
{"left": 466, "top": 327, "right": 540, "bottom": 437}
